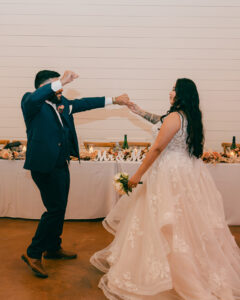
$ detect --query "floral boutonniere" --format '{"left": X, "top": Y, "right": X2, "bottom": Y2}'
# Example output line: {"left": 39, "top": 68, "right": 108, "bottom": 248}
{"left": 57, "top": 105, "right": 64, "bottom": 114}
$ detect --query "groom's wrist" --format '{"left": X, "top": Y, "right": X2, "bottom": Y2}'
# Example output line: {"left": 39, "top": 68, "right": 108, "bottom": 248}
{"left": 105, "top": 97, "right": 113, "bottom": 106}
{"left": 51, "top": 80, "right": 62, "bottom": 92}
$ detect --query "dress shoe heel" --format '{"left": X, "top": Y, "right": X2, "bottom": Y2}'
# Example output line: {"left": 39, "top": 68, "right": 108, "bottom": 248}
{"left": 44, "top": 249, "right": 77, "bottom": 260}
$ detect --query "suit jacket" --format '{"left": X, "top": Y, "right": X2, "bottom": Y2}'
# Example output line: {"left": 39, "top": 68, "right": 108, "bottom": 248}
{"left": 21, "top": 83, "right": 105, "bottom": 173}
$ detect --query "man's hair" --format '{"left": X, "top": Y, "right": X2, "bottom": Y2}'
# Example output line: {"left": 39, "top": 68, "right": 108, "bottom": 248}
{"left": 34, "top": 70, "right": 60, "bottom": 89}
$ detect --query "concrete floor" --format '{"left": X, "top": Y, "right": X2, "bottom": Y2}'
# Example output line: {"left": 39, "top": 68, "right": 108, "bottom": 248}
{"left": 0, "top": 219, "right": 239, "bottom": 300}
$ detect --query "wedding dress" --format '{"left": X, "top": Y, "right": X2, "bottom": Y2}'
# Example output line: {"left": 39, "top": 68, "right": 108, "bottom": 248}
{"left": 90, "top": 113, "right": 240, "bottom": 300}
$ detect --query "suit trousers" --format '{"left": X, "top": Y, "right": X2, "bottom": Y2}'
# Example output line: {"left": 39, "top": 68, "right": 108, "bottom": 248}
{"left": 27, "top": 164, "right": 70, "bottom": 259}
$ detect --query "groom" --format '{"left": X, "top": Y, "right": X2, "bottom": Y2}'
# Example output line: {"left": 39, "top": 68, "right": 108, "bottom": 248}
{"left": 21, "top": 70, "right": 130, "bottom": 278}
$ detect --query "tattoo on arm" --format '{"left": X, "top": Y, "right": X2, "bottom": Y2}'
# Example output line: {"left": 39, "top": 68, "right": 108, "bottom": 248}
{"left": 130, "top": 104, "right": 161, "bottom": 124}
{"left": 141, "top": 112, "right": 161, "bottom": 124}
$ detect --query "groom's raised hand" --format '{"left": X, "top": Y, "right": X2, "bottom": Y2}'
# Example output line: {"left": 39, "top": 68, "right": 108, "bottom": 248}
{"left": 114, "top": 93, "right": 130, "bottom": 106}
{"left": 60, "top": 70, "right": 79, "bottom": 86}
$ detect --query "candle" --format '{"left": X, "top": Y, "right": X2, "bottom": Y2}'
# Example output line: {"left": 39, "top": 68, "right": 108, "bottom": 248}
{"left": 22, "top": 145, "right": 27, "bottom": 152}
{"left": 89, "top": 146, "right": 94, "bottom": 153}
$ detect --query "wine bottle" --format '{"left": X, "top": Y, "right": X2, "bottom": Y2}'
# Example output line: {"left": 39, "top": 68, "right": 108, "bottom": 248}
{"left": 230, "top": 136, "right": 236, "bottom": 150}
{"left": 122, "top": 134, "right": 129, "bottom": 149}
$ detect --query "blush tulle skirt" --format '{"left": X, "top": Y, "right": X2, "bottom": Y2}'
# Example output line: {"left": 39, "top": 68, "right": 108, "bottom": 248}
{"left": 90, "top": 151, "right": 240, "bottom": 300}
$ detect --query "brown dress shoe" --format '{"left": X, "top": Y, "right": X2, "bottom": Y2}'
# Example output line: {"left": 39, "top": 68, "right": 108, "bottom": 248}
{"left": 21, "top": 254, "right": 48, "bottom": 278}
{"left": 43, "top": 249, "right": 77, "bottom": 259}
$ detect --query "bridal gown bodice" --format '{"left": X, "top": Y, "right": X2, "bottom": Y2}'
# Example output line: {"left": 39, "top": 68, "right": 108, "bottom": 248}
{"left": 90, "top": 112, "right": 240, "bottom": 300}
{"left": 152, "top": 113, "right": 188, "bottom": 154}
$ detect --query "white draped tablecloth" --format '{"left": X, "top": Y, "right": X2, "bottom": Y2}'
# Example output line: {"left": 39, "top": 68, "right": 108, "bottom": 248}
{"left": 0, "top": 160, "right": 239, "bottom": 225}
{"left": 0, "top": 160, "right": 117, "bottom": 220}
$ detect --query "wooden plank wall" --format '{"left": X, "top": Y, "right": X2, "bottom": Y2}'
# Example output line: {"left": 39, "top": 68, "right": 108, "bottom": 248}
{"left": 0, "top": 0, "right": 240, "bottom": 150}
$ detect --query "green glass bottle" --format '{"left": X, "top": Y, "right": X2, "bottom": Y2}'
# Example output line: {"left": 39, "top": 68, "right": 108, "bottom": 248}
{"left": 231, "top": 136, "right": 236, "bottom": 150}
{"left": 122, "top": 134, "right": 129, "bottom": 149}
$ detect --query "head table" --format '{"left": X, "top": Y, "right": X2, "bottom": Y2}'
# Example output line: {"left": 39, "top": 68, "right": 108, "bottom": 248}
{"left": 0, "top": 160, "right": 239, "bottom": 225}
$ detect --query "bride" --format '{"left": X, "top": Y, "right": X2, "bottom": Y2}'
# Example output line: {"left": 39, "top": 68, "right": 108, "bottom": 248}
{"left": 90, "top": 78, "right": 240, "bottom": 300}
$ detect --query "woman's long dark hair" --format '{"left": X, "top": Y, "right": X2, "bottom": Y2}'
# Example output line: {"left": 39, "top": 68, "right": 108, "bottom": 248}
{"left": 160, "top": 78, "right": 204, "bottom": 158}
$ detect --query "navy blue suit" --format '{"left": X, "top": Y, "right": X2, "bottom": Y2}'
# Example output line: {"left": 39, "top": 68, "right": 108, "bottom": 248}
{"left": 21, "top": 83, "right": 105, "bottom": 258}
{"left": 21, "top": 83, "right": 105, "bottom": 173}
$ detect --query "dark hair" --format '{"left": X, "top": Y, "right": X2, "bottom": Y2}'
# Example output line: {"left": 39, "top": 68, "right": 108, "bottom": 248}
{"left": 34, "top": 70, "right": 60, "bottom": 89}
{"left": 160, "top": 78, "right": 204, "bottom": 158}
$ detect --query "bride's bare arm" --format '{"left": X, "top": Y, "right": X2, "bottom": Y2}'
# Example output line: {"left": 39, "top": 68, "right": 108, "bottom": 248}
{"left": 128, "top": 112, "right": 181, "bottom": 187}
{"left": 128, "top": 103, "right": 161, "bottom": 124}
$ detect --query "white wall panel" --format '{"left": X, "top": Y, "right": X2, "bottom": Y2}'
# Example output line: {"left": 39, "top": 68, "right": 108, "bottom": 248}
{"left": 0, "top": 0, "right": 240, "bottom": 151}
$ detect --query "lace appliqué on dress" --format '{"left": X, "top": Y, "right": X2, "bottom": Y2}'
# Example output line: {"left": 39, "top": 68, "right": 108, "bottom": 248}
{"left": 145, "top": 244, "right": 171, "bottom": 284}
{"left": 150, "top": 194, "right": 158, "bottom": 216}
{"left": 127, "top": 216, "right": 143, "bottom": 248}
{"left": 209, "top": 268, "right": 227, "bottom": 291}
{"left": 152, "top": 113, "right": 187, "bottom": 154}
{"left": 108, "top": 249, "right": 118, "bottom": 265}
{"left": 173, "top": 235, "right": 190, "bottom": 253}
{"left": 113, "top": 272, "right": 138, "bottom": 293}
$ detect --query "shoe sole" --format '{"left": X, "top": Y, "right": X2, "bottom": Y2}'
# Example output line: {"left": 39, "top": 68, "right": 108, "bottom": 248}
{"left": 21, "top": 255, "right": 48, "bottom": 278}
